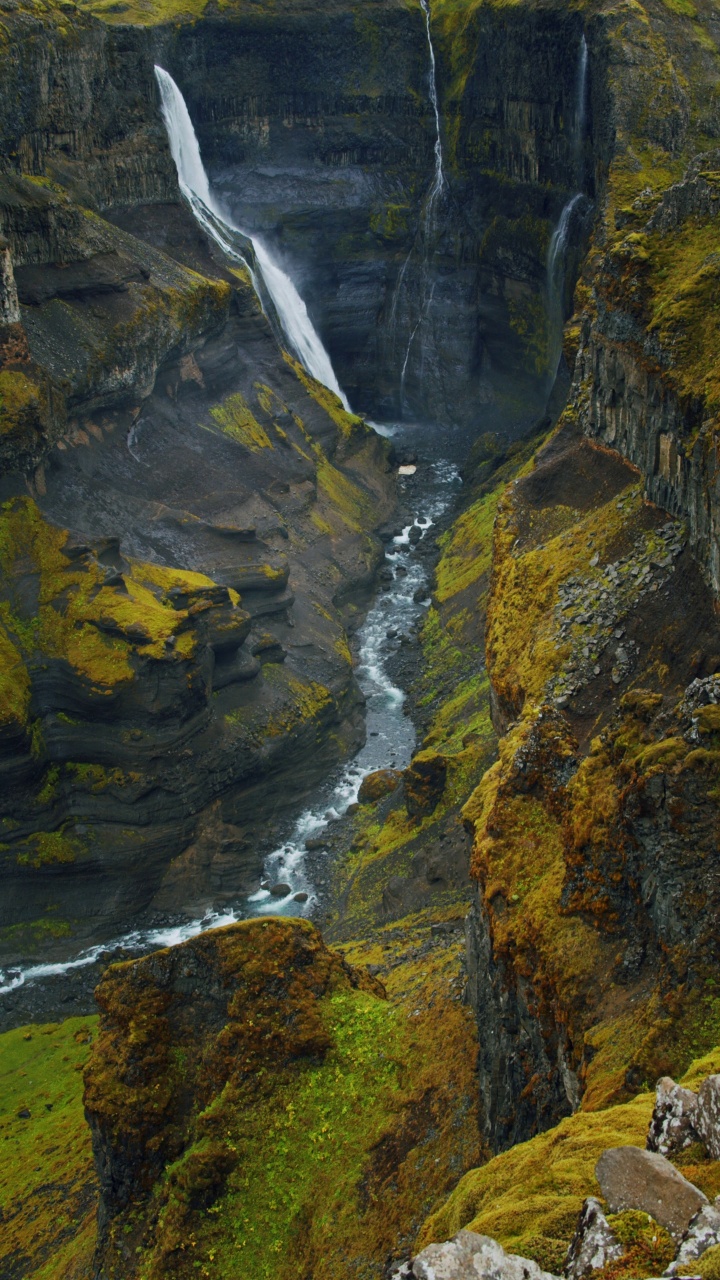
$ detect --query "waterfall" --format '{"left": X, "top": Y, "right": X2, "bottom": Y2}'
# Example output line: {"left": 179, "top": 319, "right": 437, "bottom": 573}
{"left": 420, "top": 0, "right": 445, "bottom": 228}
{"left": 545, "top": 34, "right": 589, "bottom": 385}
{"left": 154, "top": 66, "right": 350, "bottom": 411}
{"left": 392, "top": 0, "right": 445, "bottom": 411}
{"left": 574, "top": 35, "right": 588, "bottom": 182}
{"left": 546, "top": 193, "right": 583, "bottom": 383}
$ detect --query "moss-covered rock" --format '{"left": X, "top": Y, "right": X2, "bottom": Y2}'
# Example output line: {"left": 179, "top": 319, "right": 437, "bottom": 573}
{"left": 84, "top": 915, "right": 481, "bottom": 1280}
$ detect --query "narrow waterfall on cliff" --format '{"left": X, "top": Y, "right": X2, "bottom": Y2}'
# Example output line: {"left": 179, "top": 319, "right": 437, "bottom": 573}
{"left": 154, "top": 66, "right": 350, "bottom": 410}
{"left": 393, "top": 0, "right": 446, "bottom": 410}
{"left": 545, "top": 192, "right": 583, "bottom": 384}
{"left": 545, "top": 35, "right": 589, "bottom": 386}
{"left": 420, "top": 0, "right": 445, "bottom": 228}
{"left": 575, "top": 34, "right": 588, "bottom": 182}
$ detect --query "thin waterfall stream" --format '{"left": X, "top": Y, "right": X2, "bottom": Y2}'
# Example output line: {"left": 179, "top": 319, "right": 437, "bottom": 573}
{"left": 545, "top": 34, "right": 590, "bottom": 387}
{"left": 394, "top": 0, "right": 446, "bottom": 407}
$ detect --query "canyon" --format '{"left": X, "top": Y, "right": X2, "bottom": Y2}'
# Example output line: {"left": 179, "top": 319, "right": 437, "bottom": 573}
{"left": 1, "top": 0, "right": 720, "bottom": 1277}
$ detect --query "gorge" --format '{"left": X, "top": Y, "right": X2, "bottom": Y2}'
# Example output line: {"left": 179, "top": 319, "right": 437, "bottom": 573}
{"left": 2, "top": 0, "right": 720, "bottom": 1277}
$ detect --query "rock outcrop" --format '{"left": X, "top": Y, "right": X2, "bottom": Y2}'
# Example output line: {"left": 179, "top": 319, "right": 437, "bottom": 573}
{"left": 595, "top": 1147, "right": 708, "bottom": 1240}
{"left": 409, "top": 1229, "right": 560, "bottom": 1280}
{"left": 564, "top": 1198, "right": 624, "bottom": 1280}
{"left": 83, "top": 914, "right": 483, "bottom": 1280}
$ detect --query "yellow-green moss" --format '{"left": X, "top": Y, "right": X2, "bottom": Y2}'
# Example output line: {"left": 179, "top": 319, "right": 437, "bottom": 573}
{"left": 282, "top": 353, "right": 364, "bottom": 440}
{"left": 0, "top": 369, "right": 42, "bottom": 440}
{"left": 210, "top": 392, "right": 273, "bottom": 451}
{"left": 86, "top": 919, "right": 481, "bottom": 1280}
{"left": 420, "top": 1041, "right": 720, "bottom": 1266}
{"left": 0, "top": 497, "right": 214, "bottom": 698}
{"left": 0, "top": 1017, "right": 99, "bottom": 1280}
{"left": 679, "top": 1243, "right": 720, "bottom": 1279}
{"left": 76, "top": 0, "right": 207, "bottom": 21}
{"left": 16, "top": 828, "right": 86, "bottom": 868}
{"left": 0, "top": 622, "right": 30, "bottom": 727}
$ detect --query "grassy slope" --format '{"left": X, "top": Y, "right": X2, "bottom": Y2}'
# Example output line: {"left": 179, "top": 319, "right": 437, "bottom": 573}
{"left": 420, "top": 1045, "right": 720, "bottom": 1273}
{"left": 0, "top": 1016, "right": 99, "bottom": 1280}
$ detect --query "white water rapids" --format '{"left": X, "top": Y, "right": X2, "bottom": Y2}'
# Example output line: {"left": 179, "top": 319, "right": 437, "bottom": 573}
{"left": 154, "top": 66, "right": 350, "bottom": 411}
{"left": 0, "top": 450, "right": 460, "bottom": 996}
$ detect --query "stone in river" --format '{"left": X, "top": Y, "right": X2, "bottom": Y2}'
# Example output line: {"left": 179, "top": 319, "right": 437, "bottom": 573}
{"left": 358, "top": 769, "right": 403, "bottom": 804}
{"left": 269, "top": 883, "right": 292, "bottom": 897}
{"left": 293, "top": 892, "right": 309, "bottom": 903}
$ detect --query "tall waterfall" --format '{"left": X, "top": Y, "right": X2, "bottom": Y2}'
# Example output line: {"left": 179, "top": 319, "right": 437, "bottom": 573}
{"left": 546, "top": 192, "right": 583, "bottom": 384}
{"left": 395, "top": 0, "right": 446, "bottom": 410}
{"left": 545, "top": 34, "right": 590, "bottom": 385}
{"left": 574, "top": 35, "right": 588, "bottom": 182}
{"left": 420, "top": 0, "right": 445, "bottom": 227}
{"left": 154, "top": 66, "right": 350, "bottom": 411}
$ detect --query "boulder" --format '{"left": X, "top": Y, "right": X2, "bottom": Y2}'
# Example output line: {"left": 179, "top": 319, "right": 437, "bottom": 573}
{"left": 667, "top": 1198, "right": 720, "bottom": 1275}
{"left": 595, "top": 1147, "right": 708, "bottom": 1239}
{"left": 404, "top": 750, "right": 447, "bottom": 818}
{"left": 358, "top": 769, "right": 403, "bottom": 805}
{"left": 564, "top": 1197, "right": 624, "bottom": 1279}
{"left": 411, "top": 1230, "right": 559, "bottom": 1280}
{"left": 697, "top": 1076, "right": 720, "bottom": 1159}
{"left": 269, "top": 882, "right": 292, "bottom": 897}
{"left": 648, "top": 1077, "right": 701, "bottom": 1155}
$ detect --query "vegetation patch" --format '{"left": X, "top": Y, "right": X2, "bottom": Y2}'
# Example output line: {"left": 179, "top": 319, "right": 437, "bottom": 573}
{"left": 419, "top": 1045, "right": 720, "bottom": 1273}
{"left": 0, "top": 1016, "right": 99, "bottom": 1280}
{"left": 209, "top": 392, "right": 273, "bottom": 451}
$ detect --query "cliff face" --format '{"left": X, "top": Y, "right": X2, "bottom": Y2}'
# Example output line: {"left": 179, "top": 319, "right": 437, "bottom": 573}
{"left": 84, "top": 916, "right": 482, "bottom": 1280}
{"left": 571, "top": 0, "right": 720, "bottom": 593}
{"left": 0, "top": 3, "right": 398, "bottom": 966}
{"left": 113, "top": 0, "right": 595, "bottom": 432}
{"left": 454, "top": 0, "right": 720, "bottom": 1154}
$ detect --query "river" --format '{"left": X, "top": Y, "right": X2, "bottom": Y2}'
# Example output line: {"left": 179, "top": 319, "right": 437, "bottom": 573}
{"left": 0, "top": 427, "right": 461, "bottom": 1021}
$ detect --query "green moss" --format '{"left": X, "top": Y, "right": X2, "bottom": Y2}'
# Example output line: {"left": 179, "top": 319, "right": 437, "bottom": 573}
{"left": 16, "top": 828, "right": 86, "bottom": 868}
{"left": 0, "top": 1017, "right": 98, "bottom": 1279}
{"left": 86, "top": 919, "right": 481, "bottom": 1279}
{"left": 679, "top": 1243, "right": 720, "bottom": 1279}
{"left": 209, "top": 392, "right": 273, "bottom": 451}
{"left": 369, "top": 201, "right": 411, "bottom": 241}
{"left": 76, "top": 0, "right": 208, "bottom": 22}
{"left": 645, "top": 214, "right": 720, "bottom": 410}
{"left": 604, "top": 1210, "right": 676, "bottom": 1279}
{"left": 419, "top": 1043, "right": 720, "bottom": 1266}
{"left": 282, "top": 353, "right": 364, "bottom": 440}
{"left": 315, "top": 454, "right": 374, "bottom": 533}
{"left": 434, "top": 487, "right": 500, "bottom": 604}
{"left": 0, "top": 622, "right": 30, "bottom": 728}
{"left": 0, "top": 370, "right": 42, "bottom": 441}
{"left": 0, "top": 497, "right": 213, "bottom": 698}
